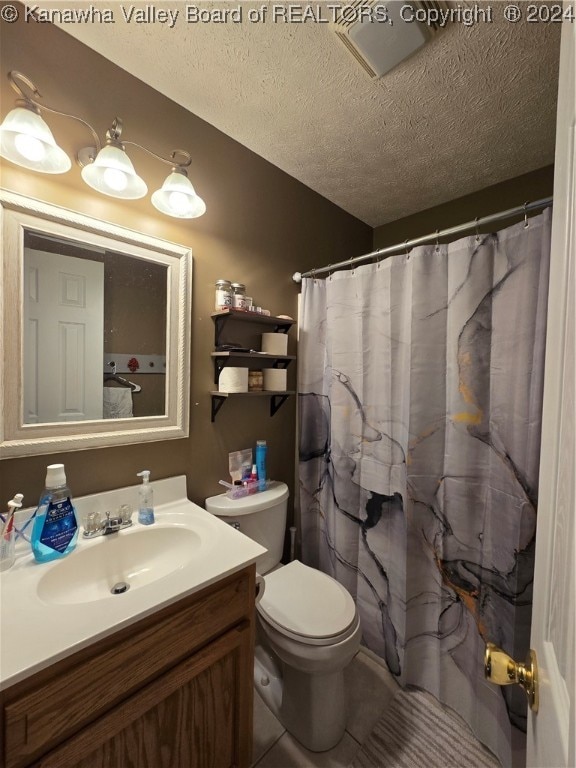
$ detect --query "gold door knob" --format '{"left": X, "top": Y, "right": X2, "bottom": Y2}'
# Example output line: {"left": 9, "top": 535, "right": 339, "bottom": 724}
{"left": 484, "top": 642, "right": 539, "bottom": 712}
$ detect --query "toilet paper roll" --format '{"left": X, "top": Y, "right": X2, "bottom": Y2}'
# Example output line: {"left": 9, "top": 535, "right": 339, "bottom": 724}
{"left": 263, "top": 368, "right": 287, "bottom": 391}
{"left": 261, "top": 333, "right": 288, "bottom": 356}
{"left": 218, "top": 367, "right": 249, "bottom": 393}
{"left": 255, "top": 572, "right": 266, "bottom": 603}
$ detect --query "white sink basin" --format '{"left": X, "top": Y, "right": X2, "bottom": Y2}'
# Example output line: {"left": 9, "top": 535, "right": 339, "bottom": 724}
{"left": 1, "top": 476, "right": 266, "bottom": 691}
{"left": 37, "top": 524, "right": 204, "bottom": 605}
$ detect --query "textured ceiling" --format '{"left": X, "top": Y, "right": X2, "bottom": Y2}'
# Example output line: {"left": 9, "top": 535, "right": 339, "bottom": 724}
{"left": 55, "top": 1, "right": 560, "bottom": 226}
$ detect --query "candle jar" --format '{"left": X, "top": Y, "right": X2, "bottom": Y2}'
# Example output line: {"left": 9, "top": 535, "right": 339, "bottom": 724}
{"left": 231, "top": 283, "right": 247, "bottom": 309}
{"left": 215, "top": 279, "right": 232, "bottom": 310}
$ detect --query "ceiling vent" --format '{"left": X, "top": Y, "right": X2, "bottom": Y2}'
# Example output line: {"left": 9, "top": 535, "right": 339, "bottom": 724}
{"left": 332, "top": 1, "right": 449, "bottom": 79}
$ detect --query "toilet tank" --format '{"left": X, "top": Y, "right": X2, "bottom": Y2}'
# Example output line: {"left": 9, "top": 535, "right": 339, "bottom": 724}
{"left": 205, "top": 481, "right": 289, "bottom": 574}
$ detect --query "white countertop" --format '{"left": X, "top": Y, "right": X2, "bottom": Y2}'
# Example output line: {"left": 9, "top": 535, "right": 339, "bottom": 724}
{"left": 0, "top": 476, "right": 265, "bottom": 690}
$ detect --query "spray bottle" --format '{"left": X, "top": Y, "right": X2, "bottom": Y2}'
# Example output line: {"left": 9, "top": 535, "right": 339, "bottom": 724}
{"left": 137, "top": 470, "right": 155, "bottom": 525}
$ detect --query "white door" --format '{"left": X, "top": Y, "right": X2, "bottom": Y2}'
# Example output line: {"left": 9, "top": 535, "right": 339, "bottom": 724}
{"left": 526, "top": 10, "right": 575, "bottom": 768}
{"left": 23, "top": 249, "right": 104, "bottom": 423}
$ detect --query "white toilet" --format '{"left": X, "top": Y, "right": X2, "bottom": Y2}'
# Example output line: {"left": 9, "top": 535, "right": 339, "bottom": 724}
{"left": 205, "top": 481, "right": 361, "bottom": 752}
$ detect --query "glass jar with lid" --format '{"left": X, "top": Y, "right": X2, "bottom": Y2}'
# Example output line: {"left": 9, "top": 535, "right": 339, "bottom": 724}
{"left": 231, "top": 282, "right": 247, "bottom": 309}
{"left": 215, "top": 279, "right": 232, "bottom": 310}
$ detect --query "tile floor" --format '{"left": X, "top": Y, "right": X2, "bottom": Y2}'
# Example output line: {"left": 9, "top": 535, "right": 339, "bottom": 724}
{"left": 251, "top": 646, "right": 399, "bottom": 768}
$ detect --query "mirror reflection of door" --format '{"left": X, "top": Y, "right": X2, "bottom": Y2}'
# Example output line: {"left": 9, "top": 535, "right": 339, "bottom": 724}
{"left": 24, "top": 249, "right": 104, "bottom": 423}
{"left": 21, "top": 230, "right": 168, "bottom": 424}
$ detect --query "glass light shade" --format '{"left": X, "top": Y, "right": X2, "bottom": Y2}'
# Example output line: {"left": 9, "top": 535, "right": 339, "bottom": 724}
{"left": 0, "top": 106, "right": 71, "bottom": 173}
{"left": 81, "top": 144, "right": 147, "bottom": 199}
{"left": 151, "top": 171, "right": 206, "bottom": 218}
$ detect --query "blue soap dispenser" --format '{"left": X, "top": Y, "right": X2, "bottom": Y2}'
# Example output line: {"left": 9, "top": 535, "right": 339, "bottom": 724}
{"left": 31, "top": 464, "right": 79, "bottom": 563}
{"left": 137, "top": 470, "right": 155, "bottom": 525}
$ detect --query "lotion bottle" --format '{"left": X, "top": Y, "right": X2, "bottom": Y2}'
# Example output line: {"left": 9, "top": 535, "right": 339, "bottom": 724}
{"left": 137, "top": 470, "right": 155, "bottom": 525}
{"left": 31, "top": 464, "right": 78, "bottom": 563}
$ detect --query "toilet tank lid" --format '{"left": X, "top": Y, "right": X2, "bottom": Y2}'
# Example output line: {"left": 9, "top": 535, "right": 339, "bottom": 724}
{"left": 205, "top": 480, "right": 289, "bottom": 517}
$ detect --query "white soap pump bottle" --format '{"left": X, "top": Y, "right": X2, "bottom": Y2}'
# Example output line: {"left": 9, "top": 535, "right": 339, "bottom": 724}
{"left": 137, "top": 470, "right": 155, "bottom": 525}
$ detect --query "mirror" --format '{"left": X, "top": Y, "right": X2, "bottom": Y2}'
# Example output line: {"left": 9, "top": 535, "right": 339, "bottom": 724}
{"left": 0, "top": 190, "right": 192, "bottom": 458}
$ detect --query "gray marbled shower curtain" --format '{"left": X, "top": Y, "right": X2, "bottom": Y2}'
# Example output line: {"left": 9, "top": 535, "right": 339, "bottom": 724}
{"left": 298, "top": 210, "right": 551, "bottom": 767}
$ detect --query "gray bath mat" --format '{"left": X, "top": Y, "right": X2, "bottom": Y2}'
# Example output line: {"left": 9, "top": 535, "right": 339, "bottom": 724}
{"left": 349, "top": 687, "right": 500, "bottom": 768}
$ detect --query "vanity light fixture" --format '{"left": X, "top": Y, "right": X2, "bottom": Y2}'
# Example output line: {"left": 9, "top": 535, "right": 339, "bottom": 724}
{"left": 79, "top": 119, "right": 148, "bottom": 200}
{"left": 151, "top": 164, "right": 207, "bottom": 219}
{"left": 0, "top": 71, "right": 206, "bottom": 219}
{"left": 0, "top": 72, "right": 71, "bottom": 173}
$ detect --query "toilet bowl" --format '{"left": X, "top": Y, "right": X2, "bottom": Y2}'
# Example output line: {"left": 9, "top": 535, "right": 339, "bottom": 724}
{"left": 256, "top": 559, "right": 361, "bottom": 751}
{"left": 205, "top": 482, "right": 361, "bottom": 752}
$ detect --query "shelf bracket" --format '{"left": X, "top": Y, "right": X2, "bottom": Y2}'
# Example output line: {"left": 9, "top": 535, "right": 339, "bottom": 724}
{"left": 213, "top": 315, "right": 230, "bottom": 348}
{"left": 211, "top": 395, "right": 227, "bottom": 422}
{"left": 270, "top": 393, "right": 290, "bottom": 416}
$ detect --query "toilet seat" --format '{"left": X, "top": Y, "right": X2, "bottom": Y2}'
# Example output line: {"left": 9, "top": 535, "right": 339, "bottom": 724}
{"left": 257, "top": 561, "right": 358, "bottom": 646}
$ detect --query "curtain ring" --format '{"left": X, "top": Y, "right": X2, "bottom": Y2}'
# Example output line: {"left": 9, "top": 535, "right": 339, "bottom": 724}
{"left": 405, "top": 239, "right": 411, "bottom": 259}
{"left": 327, "top": 264, "right": 333, "bottom": 281}
{"left": 524, "top": 201, "right": 529, "bottom": 229}
{"left": 475, "top": 217, "right": 480, "bottom": 243}
{"left": 373, "top": 247, "right": 384, "bottom": 268}
{"left": 435, "top": 230, "right": 440, "bottom": 253}
{"left": 311, "top": 268, "right": 317, "bottom": 281}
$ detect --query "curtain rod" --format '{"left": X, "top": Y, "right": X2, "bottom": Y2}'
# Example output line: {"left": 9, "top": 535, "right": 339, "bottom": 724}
{"left": 292, "top": 196, "right": 553, "bottom": 283}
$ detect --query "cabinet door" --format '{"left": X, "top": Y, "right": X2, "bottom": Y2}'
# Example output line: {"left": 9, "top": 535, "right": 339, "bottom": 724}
{"left": 35, "top": 623, "right": 254, "bottom": 768}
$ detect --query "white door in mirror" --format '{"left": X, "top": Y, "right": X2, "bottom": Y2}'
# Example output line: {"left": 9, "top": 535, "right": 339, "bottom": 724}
{"left": 24, "top": 249, "right": 104, "bottom": 423}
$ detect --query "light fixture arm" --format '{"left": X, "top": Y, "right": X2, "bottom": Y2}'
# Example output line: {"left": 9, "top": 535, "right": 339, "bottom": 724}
{"left": 122, "top": 141, "right": 192, "bottom": 171}
{"left": 7, "top": 70, "right": 101, "bottom": 152}
{"left": 105, "top": 117, "right": 123, "bottom": 145}
{"left": 9, "top": 70, "right": 41, "bottom": 102}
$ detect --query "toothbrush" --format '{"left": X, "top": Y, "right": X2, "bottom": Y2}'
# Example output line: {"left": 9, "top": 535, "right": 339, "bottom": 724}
{"left": 1, "top": 494, "right": 24, "bottom": 540}
{"left": 1, "top": 494, "right": 24, "bottom": 570}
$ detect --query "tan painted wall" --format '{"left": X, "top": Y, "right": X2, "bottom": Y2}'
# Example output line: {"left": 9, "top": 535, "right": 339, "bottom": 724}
{"left": 0, "top": 8, "right": 555, "bottom": 520}
{"left": 373, "top": 166, "right": 555, "bottom": 249}
{"left": 0, "top": 9, "right": 372, "bottom": 514}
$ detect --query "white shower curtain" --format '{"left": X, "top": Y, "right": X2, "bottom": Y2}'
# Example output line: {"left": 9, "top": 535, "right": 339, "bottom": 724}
{"left": 298, "top": 210, "right": 551, "bottom": 767}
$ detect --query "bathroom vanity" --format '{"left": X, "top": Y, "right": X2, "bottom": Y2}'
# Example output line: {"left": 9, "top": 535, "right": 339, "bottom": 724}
{"left": 0, "top": 477, "right": 265, "bottom": 768}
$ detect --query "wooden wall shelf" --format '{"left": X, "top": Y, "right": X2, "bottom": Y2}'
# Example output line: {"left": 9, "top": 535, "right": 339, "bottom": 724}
{"left": 210, "top": 310, "right": 296, "bottom": 421}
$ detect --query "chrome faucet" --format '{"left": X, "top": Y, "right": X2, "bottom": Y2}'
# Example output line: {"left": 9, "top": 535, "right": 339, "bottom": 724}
{"left": 101, "top": 512, "right": 124, "bottom": 536}
{"left": 82, "top": 507, "right": 133, "bottom": 538}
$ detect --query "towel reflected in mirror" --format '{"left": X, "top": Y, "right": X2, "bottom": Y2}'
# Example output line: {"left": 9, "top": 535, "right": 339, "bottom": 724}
{"left": 103, "top": 387, "right": 133, "bottom": 419}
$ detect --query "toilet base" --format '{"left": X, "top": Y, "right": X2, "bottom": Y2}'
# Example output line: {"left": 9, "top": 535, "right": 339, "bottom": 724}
{"left": 254, "top": 644, "right": 282, "bottom": 718}
{"left": 281, "top": 665, "right": 347, "bottom": 752}
{"left": 254, "top": 642, "right": 348, "bottom": 752}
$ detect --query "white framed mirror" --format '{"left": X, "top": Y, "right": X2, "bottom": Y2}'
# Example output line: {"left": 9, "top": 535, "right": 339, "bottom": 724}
{"left": 0, "top": 190, "right": 192, "bottom": 458}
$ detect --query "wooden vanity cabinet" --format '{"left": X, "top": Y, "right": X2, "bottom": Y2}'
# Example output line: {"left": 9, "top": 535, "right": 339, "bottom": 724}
{"left": 0, "top": 566, "right": 256, "bottom": 768}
